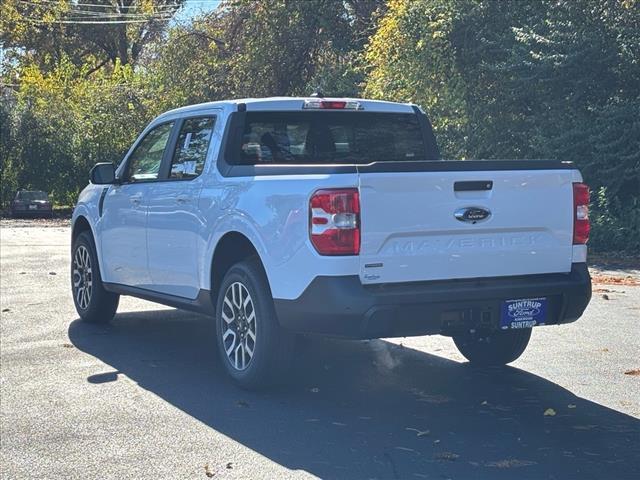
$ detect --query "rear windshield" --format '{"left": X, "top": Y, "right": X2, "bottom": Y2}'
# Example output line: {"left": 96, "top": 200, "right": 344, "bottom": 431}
{"left": 236, "top": 112, "right": 427, "bottom": 165}
{"left": 16, "top": 191, "right": 48, "bottom": 201}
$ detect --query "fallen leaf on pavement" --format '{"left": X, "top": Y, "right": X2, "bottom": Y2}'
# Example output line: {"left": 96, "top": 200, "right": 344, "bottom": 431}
{"left": 624, "top": 369, "right": 640, "bottom": 376}
{"left": 2, "top": 308, "right": 9, "bottom": 313}
{"left": 591, "top": 274, "right": 639, "bottom": 286}
{"left": 226, "top": 462, "right": 233, "bottom": 469}
{"left": 544, "top": 408, "right": 556, "bottom": 416}
{"left": 602, "top": 294, "right": 610, "bottom": 300}
{"left": 49, "top": 272, "right": 57, "bottom": 275}
{"left": 204, "top": 464, "right": 214, "bottom": 478}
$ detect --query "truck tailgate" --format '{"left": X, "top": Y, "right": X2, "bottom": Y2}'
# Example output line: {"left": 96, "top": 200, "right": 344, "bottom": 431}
{"left": 357, "top": 163, "right": 578, "bottom": 285}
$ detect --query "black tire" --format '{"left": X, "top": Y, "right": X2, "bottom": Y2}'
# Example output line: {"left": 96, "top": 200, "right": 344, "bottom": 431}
{"left": 453, "top": 328, "right": 532, "bottom": 366}
{"left": 215, "top": 258, "right": 294, "bottom": 390}
{"left": 71, "top": 231, "right": 119, "bottom": 323}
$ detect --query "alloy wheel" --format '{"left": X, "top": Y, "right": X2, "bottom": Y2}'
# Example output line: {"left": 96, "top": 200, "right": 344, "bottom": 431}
{"left": 72, "top": 245, "right": 92, "bottom": 310}
{"left": 221, "top": 281, "right": 257, "bottom": 371}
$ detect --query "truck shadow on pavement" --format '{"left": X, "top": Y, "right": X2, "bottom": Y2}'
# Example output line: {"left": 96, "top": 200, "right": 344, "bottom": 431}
{"left": 69, "top": 309, "right": 639, "bottom": 480}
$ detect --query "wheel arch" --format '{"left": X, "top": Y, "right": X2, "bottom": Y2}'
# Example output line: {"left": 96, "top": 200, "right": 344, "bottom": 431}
{"left": 71, "top": 215, "right": 93, "bottom": 243}
{"left": 209, "top": 231, "right": 269, "bottom": 303}
{"left": 71, "top": 214, "right": 106, "bottom": 282}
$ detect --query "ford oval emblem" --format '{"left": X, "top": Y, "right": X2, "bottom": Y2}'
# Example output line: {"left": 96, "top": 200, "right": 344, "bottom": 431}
{"left": 454, "top": 206, "right": 491, "bottom": 224}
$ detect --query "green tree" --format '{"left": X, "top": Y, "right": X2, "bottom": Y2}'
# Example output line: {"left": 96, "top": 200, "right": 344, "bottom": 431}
{"left": 364, "top": 0, "right": 469, "bottom": 158}
{"left": 2, "top": 58, "right": 153, "bottom": 206}
{"left": 365, "top": 0, "right": 639, "bottom": 251}
{"left": 145, "top": 0, "right": 385, "bottom": 107}
{"left": 1, "top": 0, "right": 186, "bottom": 73}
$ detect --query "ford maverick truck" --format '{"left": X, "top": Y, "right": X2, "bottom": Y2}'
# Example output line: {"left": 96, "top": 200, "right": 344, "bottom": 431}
{"left": 71, "top": 97, "right": 592, "bottom": 388}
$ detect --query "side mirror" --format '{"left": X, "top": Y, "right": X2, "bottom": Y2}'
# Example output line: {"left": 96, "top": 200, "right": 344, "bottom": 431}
{"left": 90, "top": 162, "right": 117, "bottom": 185}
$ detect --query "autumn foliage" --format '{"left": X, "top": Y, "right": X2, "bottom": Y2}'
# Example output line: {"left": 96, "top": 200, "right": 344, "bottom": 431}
{"left": 1, "top": 0, "right": 638, "bottom": 252}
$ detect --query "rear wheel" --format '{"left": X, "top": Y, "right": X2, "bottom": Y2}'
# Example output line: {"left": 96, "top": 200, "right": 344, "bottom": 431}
{"left": 71, "top": 231, "right": 119, "bottom": 323}
{"left": 215, "top": 258, "right": 293, "bottom": 390}
{"left": 453, "top": 328, "right": 532, "bottom": 366}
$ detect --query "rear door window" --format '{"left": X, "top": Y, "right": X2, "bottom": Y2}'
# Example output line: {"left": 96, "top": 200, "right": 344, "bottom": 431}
{"left": 237, "top": 112, "right": 426, "bottom": 165}
{"left": 170, "top": 117, "right": 216, "bottom": 179}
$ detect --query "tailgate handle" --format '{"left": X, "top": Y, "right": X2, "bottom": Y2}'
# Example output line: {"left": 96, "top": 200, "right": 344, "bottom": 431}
{"left": 454, "top": 180, "right": 493, "bottom": 192}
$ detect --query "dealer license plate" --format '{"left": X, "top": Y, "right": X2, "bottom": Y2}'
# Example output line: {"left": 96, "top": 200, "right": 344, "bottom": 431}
{"left": 500, "top": 297, "right": 547, "bottom": 329}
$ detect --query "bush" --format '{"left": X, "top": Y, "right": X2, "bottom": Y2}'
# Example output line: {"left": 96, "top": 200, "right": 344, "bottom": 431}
{"left": 1, "top": 59, "right": 155, "bottom": 207}
{"left": 590, "top": 187, "right": 640, "bottom": 253}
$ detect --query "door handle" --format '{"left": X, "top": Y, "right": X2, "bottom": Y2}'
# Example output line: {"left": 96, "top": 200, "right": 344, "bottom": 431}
{"left": 130, "top": 193, "right": 143, "bottom": 205}
{"left": 176, "top": 195, "right": 190, "bottom": 204}
{"left": 454, "top": 181, "right": 493, "bottom": 192}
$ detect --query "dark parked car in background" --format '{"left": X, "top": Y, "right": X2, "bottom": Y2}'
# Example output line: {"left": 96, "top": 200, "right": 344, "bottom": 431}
{"left": 10, "top": 190, "right": 53, "bottom": 218}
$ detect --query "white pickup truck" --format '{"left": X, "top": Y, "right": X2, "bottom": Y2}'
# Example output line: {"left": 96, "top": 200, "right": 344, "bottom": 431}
{"left": 71, "top": 97, "right": 592, "bottom": 388}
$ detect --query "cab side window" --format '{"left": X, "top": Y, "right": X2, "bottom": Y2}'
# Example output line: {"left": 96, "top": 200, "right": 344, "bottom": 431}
{"left": 127, "top": 122, "right": 174, "bottom": 182}
{"left": 170, "top": 117, "right": 216, "bottom": 179}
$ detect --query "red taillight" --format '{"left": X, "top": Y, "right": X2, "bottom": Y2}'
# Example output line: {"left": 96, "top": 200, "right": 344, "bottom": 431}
{"left": 310, "top": 188, "right": 360, "bottom": 255}
{"left": 573, "top": 182, "right": 590, "bottom": 245}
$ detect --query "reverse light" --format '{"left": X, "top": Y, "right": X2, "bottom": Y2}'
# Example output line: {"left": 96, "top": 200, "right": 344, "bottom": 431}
{"left": 303, "top": 100, "right": 361, "bottom": 110}
{"left": 310, "top": 189, "right": 360, "bottom": 255}
{"left": 573, "top": 182, "right": 590, "bottom": 245}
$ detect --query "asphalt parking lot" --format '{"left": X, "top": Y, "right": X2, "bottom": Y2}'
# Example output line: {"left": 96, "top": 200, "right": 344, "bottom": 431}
{"left": 1, "top": 219, "right": 639, "bottom": 479}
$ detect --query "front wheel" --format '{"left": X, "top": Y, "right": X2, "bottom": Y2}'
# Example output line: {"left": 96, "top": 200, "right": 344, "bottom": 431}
{"left": 71, "top": 231, "right": 119, "bottom": 323}
{"left": 453, "top": 328, "right": 532, "bottom": 366}
{"left": 215, "top": 258, "right": 293, "bottom": 390}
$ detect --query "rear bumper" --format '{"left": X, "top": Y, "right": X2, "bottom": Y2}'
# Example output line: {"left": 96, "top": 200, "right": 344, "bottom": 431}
{"left": 274, "top": 263, "right": 592, "bottom": 339}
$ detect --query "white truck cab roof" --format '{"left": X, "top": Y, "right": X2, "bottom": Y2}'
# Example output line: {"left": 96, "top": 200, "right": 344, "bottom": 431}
{"left": 157, "top": 96, "right": 417, "bottom": 121}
